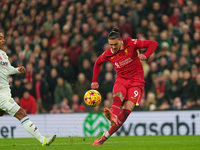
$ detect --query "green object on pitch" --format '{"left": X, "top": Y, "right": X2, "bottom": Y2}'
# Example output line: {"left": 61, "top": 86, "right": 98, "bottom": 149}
{"left": 83, "top": 113, "right": 110, "bottom": 137}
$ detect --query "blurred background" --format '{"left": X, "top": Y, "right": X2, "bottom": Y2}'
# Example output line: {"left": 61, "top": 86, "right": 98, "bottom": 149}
{"left": 0, "top": 0, "right": 200, "bottom": 115}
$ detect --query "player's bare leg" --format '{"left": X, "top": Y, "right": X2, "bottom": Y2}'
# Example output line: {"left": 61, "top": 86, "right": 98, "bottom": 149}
{"left": 93, "top": 101, "right": 135, "bottom": 145}
{"left": 14, "top": 108, "right": 56, "bottom": 146}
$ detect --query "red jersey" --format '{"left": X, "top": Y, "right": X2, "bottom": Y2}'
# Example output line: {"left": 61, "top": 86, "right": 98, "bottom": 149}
{"left": 92, "top": 38, "right": 158, "bottom": 83}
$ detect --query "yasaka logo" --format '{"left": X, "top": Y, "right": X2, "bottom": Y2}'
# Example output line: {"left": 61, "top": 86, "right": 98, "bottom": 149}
{"left": 83, "top": 113, "right": 110, "bottom": 137}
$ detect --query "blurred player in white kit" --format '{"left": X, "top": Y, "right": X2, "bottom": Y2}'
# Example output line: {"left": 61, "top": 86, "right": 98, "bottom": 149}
{"left": 0, "top": 32, "right": 56, "bottom": 146}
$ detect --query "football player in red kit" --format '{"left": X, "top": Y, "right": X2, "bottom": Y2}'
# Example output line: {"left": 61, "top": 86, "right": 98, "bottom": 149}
{"left": 91, "top": 27, "right": 158, "bottom": 145}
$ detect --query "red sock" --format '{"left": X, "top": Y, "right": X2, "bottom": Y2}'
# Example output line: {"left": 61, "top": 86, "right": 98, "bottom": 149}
{"left": 108, "top": 109, "right": 131, "bottom": 135}
{"left": 111, "top": 96, "right": 122, "bottom": 116}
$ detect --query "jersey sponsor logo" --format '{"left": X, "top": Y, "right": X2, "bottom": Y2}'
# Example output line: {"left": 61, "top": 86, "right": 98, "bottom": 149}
{"left": 0, "top": 56, "right": 2, "bottom": 60}
{"left": 0, "top": 61, "right": 8, "bottom": 66}
{"left": 114, "top": 58, "right": 133, "bottom": 68}
{"left": 83, "top": 113, "right": 110, "bottom": 136}
{"left": 119, "top": 58, "right": 133, "bottom": 66}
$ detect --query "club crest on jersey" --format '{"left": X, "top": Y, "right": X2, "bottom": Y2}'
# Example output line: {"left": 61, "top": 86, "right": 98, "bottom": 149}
{"left": 9, "top": 99, "right": 14, "bottom": 104}
{"left": 2, "top": 54, "right": 7, "bottom": 59}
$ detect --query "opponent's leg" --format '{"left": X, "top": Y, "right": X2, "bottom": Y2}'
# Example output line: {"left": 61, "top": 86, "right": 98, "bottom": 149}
{"left": 15, "top": 108, "right": 45, "bottom": 143}
{"left": 14, "top": 108, "right": 56, "bottom": 146}
{"left": 93, "top": 101, "right": 135, "bottom": 145}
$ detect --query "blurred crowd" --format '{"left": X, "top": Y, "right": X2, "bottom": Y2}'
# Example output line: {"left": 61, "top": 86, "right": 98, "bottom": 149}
{"left": 0, "top": 0, "right": 200, "bottom": 114}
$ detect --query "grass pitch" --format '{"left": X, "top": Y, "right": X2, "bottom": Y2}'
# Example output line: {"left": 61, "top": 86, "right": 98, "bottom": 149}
{"left": 0, "top": 135, "right": 199, "bottom": 150}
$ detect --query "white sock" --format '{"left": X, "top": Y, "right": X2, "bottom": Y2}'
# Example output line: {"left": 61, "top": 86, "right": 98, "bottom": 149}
{"left": 104, "top": 132, "right": 111, "bottom": 139}
{"left": 20, "top": 116, "right": 45, "bottom": 143}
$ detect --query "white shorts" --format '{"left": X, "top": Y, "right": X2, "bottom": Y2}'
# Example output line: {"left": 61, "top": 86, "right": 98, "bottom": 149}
{"left": 0, "top": 91, "right": 20, "bottom": 116}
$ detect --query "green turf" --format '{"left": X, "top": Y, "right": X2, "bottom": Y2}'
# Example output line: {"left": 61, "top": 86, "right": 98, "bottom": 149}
{"left": 0, "top": 135, "right": 199, "bottom": 150}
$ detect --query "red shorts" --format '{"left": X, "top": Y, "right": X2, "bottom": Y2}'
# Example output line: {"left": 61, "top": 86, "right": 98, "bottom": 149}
{"left": 113, "top": 77, "right": 144, "bottom": 105}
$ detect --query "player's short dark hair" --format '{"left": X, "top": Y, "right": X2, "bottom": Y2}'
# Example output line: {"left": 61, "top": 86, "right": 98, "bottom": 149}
{"left": 108, "top": 27, "right": 121, "bottom": 39}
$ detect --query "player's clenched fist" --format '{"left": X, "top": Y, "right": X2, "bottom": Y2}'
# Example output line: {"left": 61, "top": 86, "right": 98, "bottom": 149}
{"left": 138, "top": 54, "right": 147, "bottom": 61}
{"left": 18, "top": 66, "right": 26, "bottom": 73}
{"left": 91, "top": 82, "right": 99, "bottom": 90}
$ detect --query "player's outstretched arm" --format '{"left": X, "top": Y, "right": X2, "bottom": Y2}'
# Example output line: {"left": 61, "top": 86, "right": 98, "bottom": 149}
{"left": 92, "top": 54, "right": 107, "bottom": 89}
{"left": 7, "top": 54, "right": 26, "bottom": 74}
